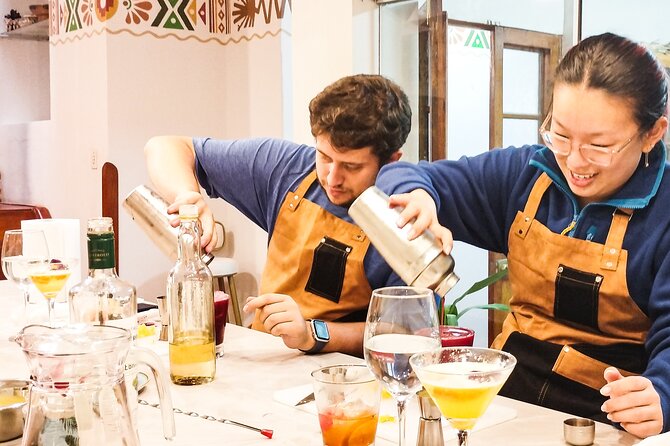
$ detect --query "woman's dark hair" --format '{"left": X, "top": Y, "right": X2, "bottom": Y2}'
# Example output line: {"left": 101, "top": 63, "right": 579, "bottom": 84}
{"left": 555, "top": 32, "right": 668, "bottom": 132}
{"left": 309, "top": 74, "right": 412, "bottom": 165}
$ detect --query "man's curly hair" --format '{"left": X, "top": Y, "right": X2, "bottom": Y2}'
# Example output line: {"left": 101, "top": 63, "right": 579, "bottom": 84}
{"left": 309, "top": 74, "right": 412, "bottom": 165}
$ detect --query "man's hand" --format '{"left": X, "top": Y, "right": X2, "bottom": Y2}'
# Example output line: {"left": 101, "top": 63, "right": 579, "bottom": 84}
{"left": 168, "top": 191, "right": 218, "bottom": 253}
{"left": 389, "top": 189, "right": 454, "bottom": 254}
{"left": 600, "top": 367, "right": 663, "bottom": 438}
{"left": 243, "top": 294, "right": 313, "bottom": 350}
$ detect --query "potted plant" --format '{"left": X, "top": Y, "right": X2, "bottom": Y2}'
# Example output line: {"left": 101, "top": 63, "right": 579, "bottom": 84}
{"left": 439, "top": 262, "right": 510, "bottom": 346}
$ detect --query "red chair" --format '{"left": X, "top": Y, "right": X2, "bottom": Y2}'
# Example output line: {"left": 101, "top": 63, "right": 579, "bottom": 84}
{"left": 0, "top": 203, "right": 51, "bottom": 280}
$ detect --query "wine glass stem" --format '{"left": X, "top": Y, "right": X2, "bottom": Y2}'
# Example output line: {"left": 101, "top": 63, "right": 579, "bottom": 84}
{"left": 397, "top": 399, "right": 408, "bottom": 446}
{"left": 47, "top": 299, "right": 55, "bottom": 327}
{"left": 457, "top": 429, "right": 469, "bottom": 446}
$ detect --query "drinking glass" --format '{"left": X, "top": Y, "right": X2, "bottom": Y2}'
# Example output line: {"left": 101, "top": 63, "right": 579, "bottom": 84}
{"left": 311, "top": 364, "right": 381, "bottom": 446}
{"left": 363, "top": 286, "right": 441, "bottom": 446}
{"left": 28, "top": 259, "right": 71, "bottom": 327}
{"left": 1, "top": 229, "right": 49, "bottom": 312}
{"left": 410, "top": 347, "right": 517, "bottom": 446}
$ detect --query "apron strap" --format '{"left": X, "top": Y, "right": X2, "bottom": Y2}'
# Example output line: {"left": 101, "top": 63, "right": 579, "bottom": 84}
{"left": 600, "top": 208, "right": 633, "bottom": 271}
{"left": 515, "top": 173, "right": 553, "bottom": 240}
{"left": 287, "top": 171, "right": 318, "bottom": 213}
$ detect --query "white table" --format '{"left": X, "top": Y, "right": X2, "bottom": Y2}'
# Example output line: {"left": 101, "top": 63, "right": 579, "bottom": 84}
{"left": 0, "top": 280, "right": 641, "bottom": 445}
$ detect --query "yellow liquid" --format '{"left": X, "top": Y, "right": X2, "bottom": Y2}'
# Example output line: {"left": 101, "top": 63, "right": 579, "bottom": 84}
{"left": 0, "top": 394, "right": 25, "bottom": 407}
{"left": 420, "top": 362, "right": 505, "bottom": 431}
{"left": 423, "top": 382, "right": 502, "bottom": 430}
{"left": 30, "top": 270, "right": 71, "bottom": 299}
{"left": 169, "top": 334, "right": 215, "bottom": 385}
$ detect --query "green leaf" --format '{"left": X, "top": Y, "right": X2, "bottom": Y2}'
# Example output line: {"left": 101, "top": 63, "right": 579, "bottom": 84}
{"left": 450, "top": 268, "right": 508, "bottom": 308}
{"left": 445, "top": 313, "right": 459, "bottom": 326}
{"left": 458, "top": 303, "right": 510, "bottom": 318}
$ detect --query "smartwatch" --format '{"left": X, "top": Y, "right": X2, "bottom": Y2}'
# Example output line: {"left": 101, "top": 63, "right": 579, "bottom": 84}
{"left": 299, "top": 319, "right": 330, "bottom": 354}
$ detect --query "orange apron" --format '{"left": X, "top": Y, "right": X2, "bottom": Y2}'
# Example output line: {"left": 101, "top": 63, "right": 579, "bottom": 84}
{"left": 251, "top": 171, "right": 372, "bottom": 331}
{"left": 492, "top": 172, "right": 650, "bottom": 421}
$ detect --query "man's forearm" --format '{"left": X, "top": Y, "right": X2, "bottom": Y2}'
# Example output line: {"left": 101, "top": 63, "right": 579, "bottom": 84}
{"left": 321, "top": 321, "right": 365, "bottom": 357}
{"left": 144, "top": 135, "right": 201, "bottom": 201}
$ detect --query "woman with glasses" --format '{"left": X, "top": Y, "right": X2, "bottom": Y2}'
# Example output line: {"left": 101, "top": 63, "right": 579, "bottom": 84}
{"left": 376, "top": 32, "right": 669, "bottom": 438}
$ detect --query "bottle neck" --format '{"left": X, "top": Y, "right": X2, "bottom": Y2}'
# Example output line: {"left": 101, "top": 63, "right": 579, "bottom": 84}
{"left": 87, "top": 231, "right": 116, "bottom": 271}
{"left": 177, "top": 219, "right": 202, "bottom": 263}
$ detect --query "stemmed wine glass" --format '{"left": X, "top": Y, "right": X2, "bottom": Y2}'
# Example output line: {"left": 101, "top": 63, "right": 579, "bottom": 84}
{"left": 1, "top": 229, "right": 49, "bottom": 314}
{"left": 410, "top": 347, "right": 517, "bottom": 445}
{"left": 363, "top": 286, "right": 441, "bottom": 446}
{"left": 28, "top": 259, "right": 71, "bottom": 327}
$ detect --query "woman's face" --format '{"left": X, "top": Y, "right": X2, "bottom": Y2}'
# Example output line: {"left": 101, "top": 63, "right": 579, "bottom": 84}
{"left": 550, "top": 84, "right": 647, "bottom": 207}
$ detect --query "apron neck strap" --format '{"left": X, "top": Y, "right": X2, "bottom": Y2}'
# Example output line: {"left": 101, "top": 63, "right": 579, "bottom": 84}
{"left": 522, "top": 172, "right": 553, "bottom": 219}
{"left": 293, "top": 170, "right": 318, "bottom": 199}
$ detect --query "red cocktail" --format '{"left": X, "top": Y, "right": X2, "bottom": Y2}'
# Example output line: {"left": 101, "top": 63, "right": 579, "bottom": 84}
{"left": 440, "top": 326, "right": 475, "bottom": 347}
{"left": 214, "top": 291, "right": 229, "bottom": 357}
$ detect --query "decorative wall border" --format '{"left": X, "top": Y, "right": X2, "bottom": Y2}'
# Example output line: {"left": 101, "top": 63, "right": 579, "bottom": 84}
{"left": 48, "top": 0, "right": 291, "bottom": 45}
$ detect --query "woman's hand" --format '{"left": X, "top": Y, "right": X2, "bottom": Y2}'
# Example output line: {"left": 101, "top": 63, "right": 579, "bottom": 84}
{"left": 600, "top": 367, "right": 663, "bottom": 438}
{"left": 243, "top": 294, "right": 313, "bottom": 350}
{"left": 168, "top": 191, "right": 218, "bottom": 252}
{"left": 389, "top": 189, "right": 454, "bottom": 254}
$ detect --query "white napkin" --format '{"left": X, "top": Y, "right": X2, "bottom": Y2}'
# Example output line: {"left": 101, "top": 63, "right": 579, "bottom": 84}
{"left": 273, "top": 384, "right": 517, "bottom": 443}
{"left": 637, "top": 431, "right": 670, "bottom": 445}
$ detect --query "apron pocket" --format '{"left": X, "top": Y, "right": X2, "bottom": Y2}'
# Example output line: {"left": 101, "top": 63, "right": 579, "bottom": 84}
{"left": 552, "top": 345, "right": 610, "bottom": 390}
{"left": 305, "top": 236, "right": 351, "bottom": 303}
{"left": 554, "top": 264, "right": 602, "bottom": 330}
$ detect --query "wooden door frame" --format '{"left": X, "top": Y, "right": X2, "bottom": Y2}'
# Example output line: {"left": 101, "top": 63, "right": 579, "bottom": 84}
{"left": 488, "top": 27, "right": 561, "bottom": 345}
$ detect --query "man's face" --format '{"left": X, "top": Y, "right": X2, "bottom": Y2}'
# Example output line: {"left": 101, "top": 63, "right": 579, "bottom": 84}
{"left": 315, "top": 134, "right": 396, "bottom": 207}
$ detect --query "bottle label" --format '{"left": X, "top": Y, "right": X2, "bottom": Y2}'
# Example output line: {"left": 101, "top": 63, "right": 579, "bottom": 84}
{"left": 88, "top": 232, "right": 115, "bottom": 269}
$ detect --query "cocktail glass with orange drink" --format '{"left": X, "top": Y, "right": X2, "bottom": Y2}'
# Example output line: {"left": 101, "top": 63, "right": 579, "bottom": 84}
{"left": 311, "top": 364, "right": 381, "bottom": 446}
{"left": 410, "top": 347, "right": 516, "bottom": 445}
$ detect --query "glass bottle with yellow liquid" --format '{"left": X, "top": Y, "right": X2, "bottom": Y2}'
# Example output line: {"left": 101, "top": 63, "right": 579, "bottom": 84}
{"left": 167, "top": 204, "right": 216, "bottom": 385}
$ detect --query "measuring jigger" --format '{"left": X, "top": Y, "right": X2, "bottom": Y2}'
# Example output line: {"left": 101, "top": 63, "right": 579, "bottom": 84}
{"left": 349, "top": 186, "right": 459, "bottom": 297}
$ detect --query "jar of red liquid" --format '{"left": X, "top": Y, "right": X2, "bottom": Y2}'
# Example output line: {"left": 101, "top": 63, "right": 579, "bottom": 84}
{"left": 214, "top": 291, "right": 229, "bottom": 358}
{"left": 439, "top": 325, "right": 475, "bottom": 347}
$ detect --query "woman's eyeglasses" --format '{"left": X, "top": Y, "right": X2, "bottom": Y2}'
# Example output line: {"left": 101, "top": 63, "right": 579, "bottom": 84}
{"left": 539, "top": 113, "right": 639, "bottom": 167}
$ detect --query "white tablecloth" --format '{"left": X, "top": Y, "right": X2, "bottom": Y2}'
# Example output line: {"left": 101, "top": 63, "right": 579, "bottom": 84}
{"left": 0, "top": 280, "right": 641, "bottom": 445}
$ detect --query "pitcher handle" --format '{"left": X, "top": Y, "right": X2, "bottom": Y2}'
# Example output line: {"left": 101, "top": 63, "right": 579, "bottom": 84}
{"left": 129, "top": 346, "right": 176, "bottom": 440}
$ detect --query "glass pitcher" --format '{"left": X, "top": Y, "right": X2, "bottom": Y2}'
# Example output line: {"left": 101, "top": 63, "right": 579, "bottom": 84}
{"left": 14, "top": 324, "right": 176, "bottom": 446}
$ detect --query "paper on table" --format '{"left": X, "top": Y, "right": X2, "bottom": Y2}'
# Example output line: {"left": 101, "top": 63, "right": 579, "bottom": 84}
{"left": 273, "top": 384, "right": 517, "bottom": 443}
{"left": 637, "top": 431, "right": 670, "bottom": 445}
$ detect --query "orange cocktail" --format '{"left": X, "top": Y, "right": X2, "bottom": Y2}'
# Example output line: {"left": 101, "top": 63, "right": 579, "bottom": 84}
{"left": 311, "top": 364, "right": 381, "bottom": 446}
{"left": 318, "top": 407, "right": 378, "bottom": 446}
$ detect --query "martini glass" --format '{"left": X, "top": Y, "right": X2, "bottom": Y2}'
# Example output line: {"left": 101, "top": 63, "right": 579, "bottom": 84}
{"left": 410, "top": 347, "right": 516, "bottom": 445}
{"left": 28, "top": 259, "right": 71, "bottom": 327}
{"left": 363, "top": 286, "right": 441, "bottom": 446}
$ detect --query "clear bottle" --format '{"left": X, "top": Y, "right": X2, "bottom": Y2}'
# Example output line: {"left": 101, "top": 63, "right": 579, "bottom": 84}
{"left": 69, "top": 217, "right": 137, "bottom": 334}
{"left": 167, "top": 204, "right": 215, "bottom": 385}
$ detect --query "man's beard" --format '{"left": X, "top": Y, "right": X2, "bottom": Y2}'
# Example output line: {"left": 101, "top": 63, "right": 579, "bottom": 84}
{"left": 317, "top": 180, "right": 354, "bottom": 207}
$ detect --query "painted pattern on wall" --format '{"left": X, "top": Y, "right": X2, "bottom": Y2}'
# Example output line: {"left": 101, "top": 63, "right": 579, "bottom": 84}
{"left": 48, "top": 0, "right": 291, "bottom": 44}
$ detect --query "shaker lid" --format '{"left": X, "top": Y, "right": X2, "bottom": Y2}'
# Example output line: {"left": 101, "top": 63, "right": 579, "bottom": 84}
{"left": 179, "top": 204, "right": 199, "bottom": 218}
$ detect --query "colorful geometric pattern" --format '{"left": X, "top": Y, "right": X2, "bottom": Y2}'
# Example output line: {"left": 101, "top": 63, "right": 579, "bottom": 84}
{"left": 49, "top": 0, "right": 291, "bottom": 45}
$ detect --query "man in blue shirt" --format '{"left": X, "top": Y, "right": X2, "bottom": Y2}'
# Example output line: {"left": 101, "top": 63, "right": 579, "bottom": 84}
{"left": 144, "top": 74, "right": 411, "bottom": 356}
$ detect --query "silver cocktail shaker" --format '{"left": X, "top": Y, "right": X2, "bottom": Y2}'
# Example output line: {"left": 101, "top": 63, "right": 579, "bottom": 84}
{"left": 123, "top": 185, "right": 221, "bottom": 264}
{"left": 349, "top": 186, "right": 459, "bottom": 297}
{"left": 416, "top": 388, "right": 444, "bottom": 446}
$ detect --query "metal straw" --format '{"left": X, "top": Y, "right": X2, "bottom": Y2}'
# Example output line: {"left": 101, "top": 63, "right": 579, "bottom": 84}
{"left": 139, "top": 399, "right": 274, "bottom": 439}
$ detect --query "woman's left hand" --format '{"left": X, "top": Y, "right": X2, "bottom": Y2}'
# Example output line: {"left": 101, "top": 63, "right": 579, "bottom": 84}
{"left": 600, "top": 367, "right": 663, "bottom": 438}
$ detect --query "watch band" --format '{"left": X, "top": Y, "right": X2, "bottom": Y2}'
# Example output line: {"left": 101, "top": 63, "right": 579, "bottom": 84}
{"left": 299, "top": 319, "right": 329, "bottom": 354}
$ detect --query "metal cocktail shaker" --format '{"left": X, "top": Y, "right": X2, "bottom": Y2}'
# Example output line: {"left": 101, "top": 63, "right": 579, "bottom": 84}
{"left": 416, "top": 388, "right": 444, "bottom": 446}
{"left": 349, "top": 186, "right": 459, "bottom": 297}
{"left": 123, "top": 185, "right": 221, "bottom": 265}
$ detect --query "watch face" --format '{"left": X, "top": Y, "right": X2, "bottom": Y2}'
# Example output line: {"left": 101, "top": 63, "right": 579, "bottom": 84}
{"left": 312, "top": 320, "right": 330, "bottom": 341}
